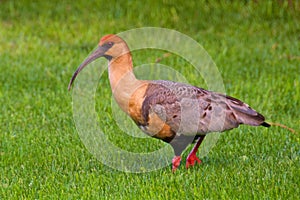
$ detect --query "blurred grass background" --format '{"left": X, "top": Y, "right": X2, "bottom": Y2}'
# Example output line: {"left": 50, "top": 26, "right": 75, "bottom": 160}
{"left": 1, "top": 0, "right": 299, "bottom": 199}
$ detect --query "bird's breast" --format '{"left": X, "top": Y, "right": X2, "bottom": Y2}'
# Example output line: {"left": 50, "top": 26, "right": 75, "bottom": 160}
{"left": 137, "top": 113, "right": 175, "bottom": 143}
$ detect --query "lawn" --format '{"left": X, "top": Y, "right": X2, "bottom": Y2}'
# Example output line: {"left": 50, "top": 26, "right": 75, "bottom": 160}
{"left": 1, "top": 0, "right": 299, "bottom": 199}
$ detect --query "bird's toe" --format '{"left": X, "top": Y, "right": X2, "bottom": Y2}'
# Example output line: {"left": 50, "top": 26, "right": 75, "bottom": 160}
{"left": 186, "top": 153, "right": 201, "bottom": 169}
{"left": 172, "top": 156, "right": 182, "bottom": 172}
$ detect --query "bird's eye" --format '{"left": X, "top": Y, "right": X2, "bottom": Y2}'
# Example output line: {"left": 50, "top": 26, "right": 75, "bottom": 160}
{"left": 107, "top": 42, "right": 114, "bottom": 47}
{"left": 102, "top": 41, "right": 114, "bottom": 49}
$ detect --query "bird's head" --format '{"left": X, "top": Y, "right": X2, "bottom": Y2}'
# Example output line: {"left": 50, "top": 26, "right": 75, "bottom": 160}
{"left": 68, "top": 34, "right": 129, "bottom": 90}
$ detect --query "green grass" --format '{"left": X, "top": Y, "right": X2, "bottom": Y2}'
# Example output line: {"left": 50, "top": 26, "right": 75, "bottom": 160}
{"left": 1, "top": 0, "right": 299, "bottom": 199}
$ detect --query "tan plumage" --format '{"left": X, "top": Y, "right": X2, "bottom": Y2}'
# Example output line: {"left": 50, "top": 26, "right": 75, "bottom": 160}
{"left": 68, "top": 34, "right": 270, "bottom": 171}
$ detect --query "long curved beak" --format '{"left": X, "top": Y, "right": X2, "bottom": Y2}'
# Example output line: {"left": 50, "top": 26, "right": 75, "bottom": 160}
{"left": 68, "top": 46, "right": 108, "bottom": 91}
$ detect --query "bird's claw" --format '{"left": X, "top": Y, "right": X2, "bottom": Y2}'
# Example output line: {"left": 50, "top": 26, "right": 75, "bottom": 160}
{"left": 172, "top": 156, "right": 181, "bottom": 172}
{"left": 186, "top": 153, "right": 201, "bottom": 169}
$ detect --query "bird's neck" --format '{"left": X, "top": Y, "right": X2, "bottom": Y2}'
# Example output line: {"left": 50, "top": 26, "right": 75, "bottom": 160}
{"left": 108, "top": 53, "right": 144, "bottom": 113}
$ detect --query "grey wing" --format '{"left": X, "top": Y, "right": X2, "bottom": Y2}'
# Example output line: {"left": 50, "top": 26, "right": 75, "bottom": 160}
{"left": 142, "top": 80, "right": 268, "bottom": 136}
{"left": 141, "top": 82, "right": 182, "bottom": 133}
{"left": 195, "top": 90, "right": 268, "bottom": 132}
{"left": 141, "top": 81, "right": 212, "bottom": 135}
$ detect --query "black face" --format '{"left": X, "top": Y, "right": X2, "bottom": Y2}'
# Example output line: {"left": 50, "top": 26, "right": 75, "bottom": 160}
{"left": 101, "top": 42, "right": 114, "bottom": 60}
{"left": 102, "top": 41, "right": 114, "bottom": 49}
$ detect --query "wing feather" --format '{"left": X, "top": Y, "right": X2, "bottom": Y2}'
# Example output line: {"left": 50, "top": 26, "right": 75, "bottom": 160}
{"left": 141, "top": 80, "right": 268, "bottom": 136}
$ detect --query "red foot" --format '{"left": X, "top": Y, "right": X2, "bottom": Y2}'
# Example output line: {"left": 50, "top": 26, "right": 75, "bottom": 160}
{"left": 186, "top": 153, "right": 202, "bottom": 169}
{"left": 185, "top": 135, "right": 205, "bottom": 169}
{"left": 172, "top": 156, "right": 181, "bottom": 172}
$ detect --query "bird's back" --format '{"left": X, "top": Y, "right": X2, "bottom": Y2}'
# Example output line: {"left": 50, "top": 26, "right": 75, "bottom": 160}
{"left": 138, "top": 80, "right": 269, "bottom": 138}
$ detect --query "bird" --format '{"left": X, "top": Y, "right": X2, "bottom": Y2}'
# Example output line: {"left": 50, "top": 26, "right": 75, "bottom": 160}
{"left": 68, "top": 34, "right": 270, "bottom": 172}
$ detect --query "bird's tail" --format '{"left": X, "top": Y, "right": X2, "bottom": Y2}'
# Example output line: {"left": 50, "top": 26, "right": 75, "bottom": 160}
{"left": 225, "top": 95, "right": 270, "bottom": 127}
{"left": 224, "top": 96, "right": 298, "bottom": 135}
{"left": 233, "top": 107, "right": 270, "bottom": 127}
{"left": 261, "top": 121, "right": 271, "bottom": 127}
{"left": 233, "top": 109, "right": 299, "bottom": 136}
{"left": 231, "top": 104, "right": 298, "bottom": 135}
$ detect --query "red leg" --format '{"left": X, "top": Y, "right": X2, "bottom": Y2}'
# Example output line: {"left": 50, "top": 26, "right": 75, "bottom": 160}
{"left": 172, "top": 156, "right": 181, "bottom": 172}
{"left": 186, "top": 135, "right": 205, "bottom": 169}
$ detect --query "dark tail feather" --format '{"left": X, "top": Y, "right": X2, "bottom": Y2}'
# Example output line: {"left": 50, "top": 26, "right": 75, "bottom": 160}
{"left": 261, "top": 122, "right": 271, "bottom": 127}
{"left": 232, "top": 108, "right": 268, "bottom": 127}
{"left": 224, "top": 95, "right": 271, "bottom": 128}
